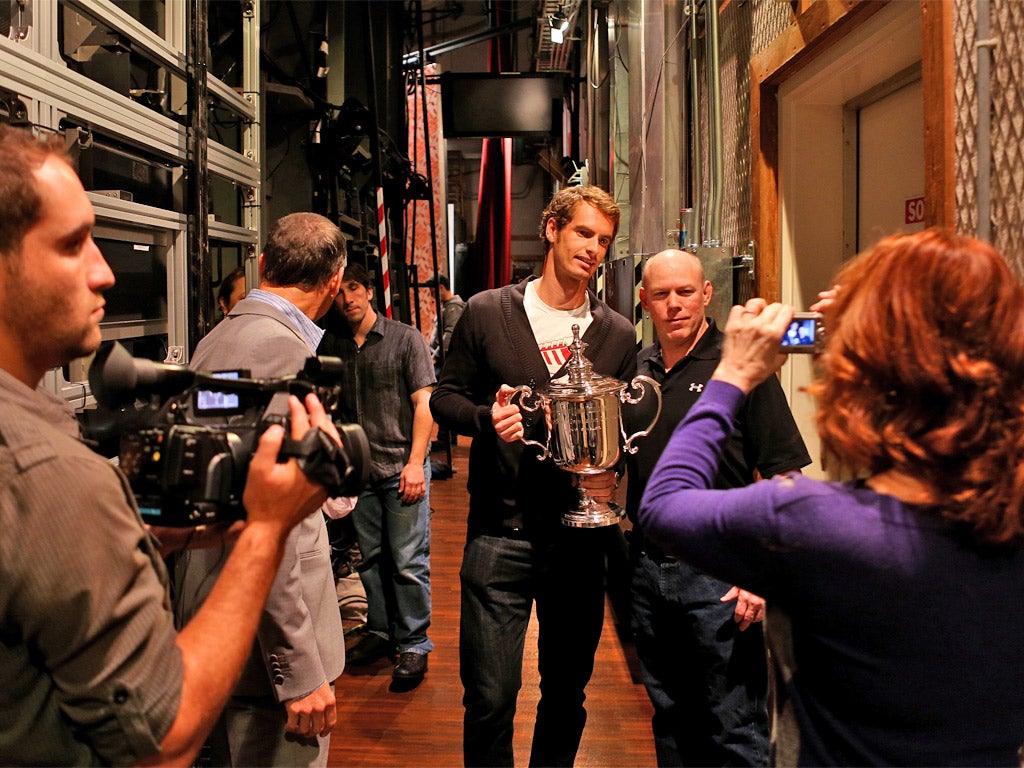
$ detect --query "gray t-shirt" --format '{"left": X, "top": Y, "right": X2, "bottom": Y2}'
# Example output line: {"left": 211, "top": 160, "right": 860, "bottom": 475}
{"left": 319, "top": 313, "right": 436, "bottom": 482}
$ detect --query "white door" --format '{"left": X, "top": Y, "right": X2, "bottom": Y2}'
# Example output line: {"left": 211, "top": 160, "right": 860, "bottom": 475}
{"left": 776, "top": 1, "right": 923, "bottom": 478}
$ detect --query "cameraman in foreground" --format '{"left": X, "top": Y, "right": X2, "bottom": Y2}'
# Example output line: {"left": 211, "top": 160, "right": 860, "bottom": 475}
{"left": 0, "top": 126, "right": 340, "bottom": 766}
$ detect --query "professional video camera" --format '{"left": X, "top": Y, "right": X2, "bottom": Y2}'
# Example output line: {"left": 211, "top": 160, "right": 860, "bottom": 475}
{"left": 87, "top": 341, "right": 369, "bottom": 527}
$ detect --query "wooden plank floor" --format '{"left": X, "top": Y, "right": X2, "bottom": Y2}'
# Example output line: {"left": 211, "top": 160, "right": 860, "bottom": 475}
{"left": 330, "top": 438, "right": 657, "bottom": 766}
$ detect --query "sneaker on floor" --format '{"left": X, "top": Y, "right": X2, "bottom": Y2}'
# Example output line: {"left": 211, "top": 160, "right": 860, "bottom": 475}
{"left": 346, "top": 633, "right": 392, "bottom": 666}
{"left": 390, "top": 651, "right": 427, "bottom": 691}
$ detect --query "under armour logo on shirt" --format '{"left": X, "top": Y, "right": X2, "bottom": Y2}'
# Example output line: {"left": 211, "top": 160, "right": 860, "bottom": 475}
{"left": 689, "top": 383, "right": 704, "bottom": 392}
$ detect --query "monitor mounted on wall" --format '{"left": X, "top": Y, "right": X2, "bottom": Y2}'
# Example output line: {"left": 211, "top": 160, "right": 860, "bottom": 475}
{"left": 440, "top": 73, "right": 564, "bottom": 138}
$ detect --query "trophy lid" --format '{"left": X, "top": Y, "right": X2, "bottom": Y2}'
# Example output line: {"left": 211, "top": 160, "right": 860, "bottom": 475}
{"left": 542, "top": 324, "right": 626, "bottom": 399}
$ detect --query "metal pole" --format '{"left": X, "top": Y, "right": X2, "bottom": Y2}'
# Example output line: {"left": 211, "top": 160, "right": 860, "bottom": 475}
{"left": 414, "top": 1, "right": 443, "bottom": 346}
{"left": 976, "top": 0, "right": 995, "bottom": 241}
{"left": 363, "top": 2, "right": 394, "bottom": 319}
{"left": 241, "top": 0, "right": 260, "bottom": 291}
{"left": 187, "top": 0, "right": 210, "bottom": 350}
{"left": 415, "top": 2, "right": 451, "bottom": 467}
{"left": 590, "top": 0, "right": 612, "bottom": 190}
{"left": 687, "top": 0, "right": 703, "bottom": 248}
{"left": 705, "top": 0, "right": 723, "bottom": 246}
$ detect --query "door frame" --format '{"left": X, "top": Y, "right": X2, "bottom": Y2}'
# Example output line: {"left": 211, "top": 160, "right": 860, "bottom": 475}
{"left": 749, "top": 0, "right": 954, "bottom": 303}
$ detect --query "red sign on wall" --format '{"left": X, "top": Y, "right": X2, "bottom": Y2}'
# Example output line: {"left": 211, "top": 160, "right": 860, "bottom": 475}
{"left": 905, "top": 196, "right": 925, "bottom": 224}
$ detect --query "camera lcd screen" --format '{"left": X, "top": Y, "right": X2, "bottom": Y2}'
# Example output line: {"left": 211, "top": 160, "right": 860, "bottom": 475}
{"left": 782, "top": 318, "right": 817, "bottom": 347}
{"left": 195, "top": 389, "right": 240, "bottom": 412}
{"left": 193, "top": 370, "right": 244, "bottom": 414}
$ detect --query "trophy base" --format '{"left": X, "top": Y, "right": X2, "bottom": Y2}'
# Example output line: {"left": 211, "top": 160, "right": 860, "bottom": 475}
{"left": 562, "top": 499, "right": 626, "bottom": 528}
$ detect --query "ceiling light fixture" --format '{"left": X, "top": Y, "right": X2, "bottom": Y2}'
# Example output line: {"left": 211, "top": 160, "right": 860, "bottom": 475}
{"left": 548, "top": 12, "right": 569, "bottom": 44}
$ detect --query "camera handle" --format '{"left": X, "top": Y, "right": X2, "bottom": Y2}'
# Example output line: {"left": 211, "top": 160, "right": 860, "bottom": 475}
{"left": 278, "top": 424, "right": 369, "bottom": 498}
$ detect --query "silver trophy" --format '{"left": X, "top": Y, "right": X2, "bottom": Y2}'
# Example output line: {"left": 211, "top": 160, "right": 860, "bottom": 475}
{"left": 512, "top": 324, "right": 661, "bottom": 528}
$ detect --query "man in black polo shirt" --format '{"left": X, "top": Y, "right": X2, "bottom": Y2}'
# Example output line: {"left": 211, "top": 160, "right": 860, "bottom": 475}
{"left": 623, "top": 249, "right": 810, "bottom": 766}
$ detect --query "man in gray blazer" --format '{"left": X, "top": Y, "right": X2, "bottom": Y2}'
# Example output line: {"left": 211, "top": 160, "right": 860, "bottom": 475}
{"left": 176, "top": 212, "right": 347, "bottom": 766}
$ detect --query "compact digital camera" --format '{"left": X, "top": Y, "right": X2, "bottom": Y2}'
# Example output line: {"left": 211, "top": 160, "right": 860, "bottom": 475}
{"left": 780, "top": 311, "right": 825, "bottom": 354}
{"left": 87, "top": 341, "right": 369, "bottom": 527}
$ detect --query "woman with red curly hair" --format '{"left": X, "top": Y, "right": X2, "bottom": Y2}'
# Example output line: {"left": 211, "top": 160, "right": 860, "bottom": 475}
{"left": 639, "top": 228, "right": 1024, "bottom": 766}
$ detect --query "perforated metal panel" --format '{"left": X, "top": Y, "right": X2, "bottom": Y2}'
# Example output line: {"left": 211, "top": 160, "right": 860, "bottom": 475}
{"left": 688, "top": 0, "right": 793, "bottom": 283}
{"left": 713, "top": 0, "right": 791, "bottom": 302}
{"left": 955, "top": 0, "right": 979, "bottom": 236}
{"left": 718, "top": 0, "right": 754, "bottom": 249}
{"left": 955, "top": 0, "right": 1024, "bottom": 276}
{"left": 990, "top": 0, "right": 1024, "bottom": 273}
{"left": 751, "top": 0, "right": 795, "bottom": 47}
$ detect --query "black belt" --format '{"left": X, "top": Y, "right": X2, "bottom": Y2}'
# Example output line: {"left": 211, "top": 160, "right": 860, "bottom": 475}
{"left": 493, "top": 524, "right": 529, "bottom": 540}
{"left": 474, "top": 522, "right": 531, "bottom": 541}
{"left": 639, "top": 539, "right": 677, "bottom": 564}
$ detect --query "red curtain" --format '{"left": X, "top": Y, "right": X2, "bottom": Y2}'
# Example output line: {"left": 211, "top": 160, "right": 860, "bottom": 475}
{"left": 473, "top": 137, "right": 513, "bottom": 291}
{"left": 470, "top": 1, "right": 513, "bottom": 293}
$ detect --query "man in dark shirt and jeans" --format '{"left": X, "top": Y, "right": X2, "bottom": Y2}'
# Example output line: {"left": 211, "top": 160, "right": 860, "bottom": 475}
{"left": 318, "top": 263, "right": 435, "bottom": 689}
{"left": 624, "top": 249, "right": 810, "bottom": 766}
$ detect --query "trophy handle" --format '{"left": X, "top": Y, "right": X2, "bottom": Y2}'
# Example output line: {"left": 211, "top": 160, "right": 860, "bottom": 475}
{"left": 620, "top": 374, "right": 662, "bottom": 455}
{"left": 508, "top": 385, "right": 551, "bottom": 461}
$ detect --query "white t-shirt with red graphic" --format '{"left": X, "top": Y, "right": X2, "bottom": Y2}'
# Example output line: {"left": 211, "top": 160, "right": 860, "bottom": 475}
{"left": 523, "top": 279, "right": 593, "bottom": 379}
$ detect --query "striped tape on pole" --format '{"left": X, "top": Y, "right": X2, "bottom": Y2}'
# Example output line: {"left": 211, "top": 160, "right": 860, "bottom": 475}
{"left": 376, "top": 186, "right": 392, "bottom": 318}
{"left": 634, "top": 253, "right": 644, "bottom": 346}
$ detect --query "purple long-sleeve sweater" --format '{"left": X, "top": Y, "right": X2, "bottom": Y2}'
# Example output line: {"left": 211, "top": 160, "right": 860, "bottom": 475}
{"left": 639, "top": 379, "right": 1024, "bottom": 766}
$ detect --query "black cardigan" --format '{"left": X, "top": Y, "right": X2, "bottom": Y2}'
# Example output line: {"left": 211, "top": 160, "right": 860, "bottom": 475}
{"left": 430, "top": 277, "right": 637, "bottom": 537}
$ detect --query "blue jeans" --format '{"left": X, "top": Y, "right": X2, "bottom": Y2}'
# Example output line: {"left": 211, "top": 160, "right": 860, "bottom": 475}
{"left": 630, "top": 553, "right": 769, "bottom": 767}
{"left": 459, "top": 527, "right": 610, "bottom": 767}
{"left": 351, "top": 464, "right": 433, "bottom": 654}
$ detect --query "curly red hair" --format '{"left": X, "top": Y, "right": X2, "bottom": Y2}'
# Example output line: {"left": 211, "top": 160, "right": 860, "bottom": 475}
{"left": 809, "top": 228, "right": 1024, "bottom": 548}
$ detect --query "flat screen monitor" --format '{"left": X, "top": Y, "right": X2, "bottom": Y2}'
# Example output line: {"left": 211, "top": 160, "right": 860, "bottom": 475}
{"left": 95, "top": 236, "right": 168, "bottom": 322}
{"left": 441, "top": 73, "right": 563, "bottom": 138}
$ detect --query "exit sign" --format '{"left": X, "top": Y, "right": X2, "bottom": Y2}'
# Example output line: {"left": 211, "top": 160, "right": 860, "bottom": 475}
{"left": 905, "top": 196, "right": 925, "bottom": 224}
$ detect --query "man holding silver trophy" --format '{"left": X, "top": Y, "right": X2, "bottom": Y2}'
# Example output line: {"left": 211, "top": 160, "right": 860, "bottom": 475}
{"left": 430, "top": 185, "right": 636, "bottom": 766}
